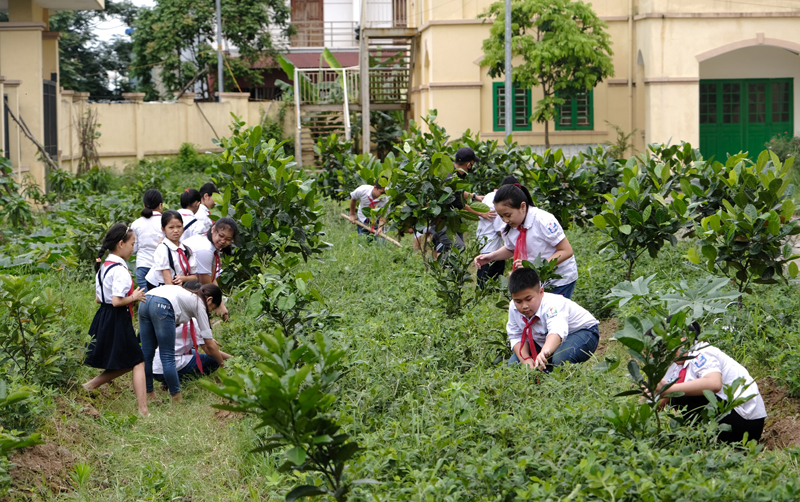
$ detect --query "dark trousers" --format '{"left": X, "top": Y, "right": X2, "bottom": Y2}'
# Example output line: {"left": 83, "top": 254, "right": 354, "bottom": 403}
{"left": 670, "top": 394, "right": 765, "bottom": 443}
{"left": 477, "top": 260, "right": 506, "bottom": 289}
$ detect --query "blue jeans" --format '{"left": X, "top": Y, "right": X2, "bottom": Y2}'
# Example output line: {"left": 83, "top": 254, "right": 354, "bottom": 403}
{"left": 139, "top": 295, "right": 180, "bottom": 395}
{"left": 154, "top": 353, "right": 219, "bottom": 383}
{"left": 508, "top": 324, "right": 600, "bottom": 371}
{"left": 549, "top": 280, "right": 577, "bottom": 299}
{"left": 136, "top": 267, "right": 151, "bottom": 292}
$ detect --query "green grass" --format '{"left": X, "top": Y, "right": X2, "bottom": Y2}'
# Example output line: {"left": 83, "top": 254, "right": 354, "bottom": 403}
{"left": 6, "top": 202, "right": 800, "bottom": 501}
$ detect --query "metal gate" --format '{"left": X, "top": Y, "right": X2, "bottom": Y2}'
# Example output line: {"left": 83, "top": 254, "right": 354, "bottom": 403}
{"left": 43, "top": 79, "right": 58, "bottom": 161}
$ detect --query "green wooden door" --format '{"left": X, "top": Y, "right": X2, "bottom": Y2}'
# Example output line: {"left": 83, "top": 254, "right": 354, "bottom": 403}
{"left": 699, "top": 78, "right": 793, "bottom": 161}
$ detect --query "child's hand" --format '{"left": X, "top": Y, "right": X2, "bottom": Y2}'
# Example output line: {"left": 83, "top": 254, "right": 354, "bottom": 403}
{"left": 349, "top": 215, "right": 357, "bottom": 224}
{"left": 513, "top": 258, "right": 523, "bottom": 270}
{"left": 173, "top": 276, "right": 183, "bottom": 286}
{"left": 534, "top": 351, "right": 549, "bottom": 371}
{"left": 216, "top": 304, "right": 230, "bottom": 322}
{"left": 474, "top": 194, "right": 485, "bottom": 202}
{"left": 523, "top": 358, "right": 537, "bottom": 370}
{"left": 131, "top": 287, "right": 146, "bottom": 302}
{"left": 480, "top": 210, "right": 497, "bottom": 220}
{"left": 474, "top": 255, "right": 489, "bottom": 268}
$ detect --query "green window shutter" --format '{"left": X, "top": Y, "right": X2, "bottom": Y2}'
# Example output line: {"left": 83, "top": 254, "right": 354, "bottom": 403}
{"left": 555, "top": 91, "right": 594, "bottom": 131}
{"left": 493, "top": 82, "right": 532, "bottom": 132}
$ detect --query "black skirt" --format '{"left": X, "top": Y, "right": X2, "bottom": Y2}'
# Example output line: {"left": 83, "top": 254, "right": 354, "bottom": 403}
{"left": 84, "top": 303, "right": 145, "bottom": 370}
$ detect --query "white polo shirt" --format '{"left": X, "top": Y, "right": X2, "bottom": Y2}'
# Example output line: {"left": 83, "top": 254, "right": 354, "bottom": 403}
{"left": 506, "top": 292, "right": 597, "bottom": 349}
{"left": 131, "top": 213, "right": 164, "bottom": 269}
{"left": 195, "top": 204, "right": 213, "bottom": 235}
{"left": 501, "top": 208, "right": 578, "bottom": 287}
{"left": 144, "top": 240, "right": 197, "bottom": 287}
{"left": 664, "top": 344, "right": 767, "bottom": 421}
{"left": 145, "top": 285, "right": 213, "bottom": 339}
{"left": 95, "top": 253, "right": 133, "bottom": 303}
{"left": 350, "top": 185, "right": 388, "bottom": 223}
{"left": 153, "top": 318, "right": 213, "bottom": 373}
{"left": 178, "top": 208, "right": 202, "bottom": 242}
{"left": 183, "top": 234, "right": 219, "bottom": 279}
{"left": 476, "top": 190, "right": 504, "bottom": 254}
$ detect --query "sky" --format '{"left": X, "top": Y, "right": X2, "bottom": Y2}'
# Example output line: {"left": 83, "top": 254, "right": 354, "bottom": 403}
{"left": 94, "top": 0, "right": 154, "bottom": 42}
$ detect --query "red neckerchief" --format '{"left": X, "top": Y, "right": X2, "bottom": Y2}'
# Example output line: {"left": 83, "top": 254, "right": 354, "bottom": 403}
{"left": 104, "top": 260, "right": 134, "bottom": 318}
{"left": 512, "top": 226, "right": 528, "bottom": 271}
{"left": 214, "top": 250, "right": 221, "bottom": 281}
{"left": 368, "top": 196, "right": 378, "bottom": 209}
{"left": 676, "top": 366, "right": 688, "bottom": 383}
{"left": 181, "top": 320, "right": 203, "bottom": 374}
{"left": 176, "top": 247, "right": 191, "bottom": 276}
{"left": 519, "top": 314, "right": 540, "bottom": 361}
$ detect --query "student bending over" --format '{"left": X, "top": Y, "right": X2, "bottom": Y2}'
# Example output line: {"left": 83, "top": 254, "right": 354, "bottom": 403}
{"left": 506, "top": 268, "right": 599, "bottom": 371}
{"left": 657, "top": 321, "right": 767, "bottom": 444}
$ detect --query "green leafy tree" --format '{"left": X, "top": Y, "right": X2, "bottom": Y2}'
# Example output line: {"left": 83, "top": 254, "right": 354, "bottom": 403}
{"left": 131, "top": 0, "right": 292, "bottom": 100}
{"left": 50, "top": 0, "right": 139, "bottom": 97}
{"left": 480, "top": 0, "right": 614, "bottom": 148}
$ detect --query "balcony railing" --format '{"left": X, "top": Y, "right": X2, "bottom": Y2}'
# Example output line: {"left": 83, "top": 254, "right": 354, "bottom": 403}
{"left": 294, "top": 68, "right": 361, "bottom": 105}
{"left": 289, "top": 21, "right": 358, "bottom": 48}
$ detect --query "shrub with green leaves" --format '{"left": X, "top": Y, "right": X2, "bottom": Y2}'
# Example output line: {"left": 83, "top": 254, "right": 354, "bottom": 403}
{"left": 592, "top": 158, "right": 692, "bottom": 280}
{"left": 0, "top": 380, "right": 43, "bottom": 497}
{"left": 687, "top": 151, "right": 800, "bottom": 294}
{"left": 201, "top": 329, "right": 372, "bottom": 502}
{"left": 428, "top": 240, "right": 490, "bottom": 316}
{"left": 211, "top": 116, "right": 328, "bottom": 282}
{"left": 0, "top": 275, "right": 71, "bottom": 386}
{"left": 521, "top": 148, "right": 596, "bottom": 228}
{"left": 459, "top": 133, "right": 529, "bottom": 195}
{"left": 0, "top": 156, "right": 33, "bottom": 229}
{"left": 314, "top": 134, "right": 357, "bottom": 201}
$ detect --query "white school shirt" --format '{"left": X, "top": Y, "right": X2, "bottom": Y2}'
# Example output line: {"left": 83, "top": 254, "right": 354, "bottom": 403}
{"left": 144, "top": 240, "right": 198, "bottom": 287}
{"left": 476, "top": 191, "right": 504, "bottom": 254}
{"left": 145, "top": 285, "right": 213, "bottom": 339}
{"left": 506, "top": 292, "right": 597, "bottom": 349}
{"left": 350, "top": 185, "right": 388, "bottom": 223}
{"left": 501, "top": 207, "right": 578, "bottom": 287}
{"left": 178, "top": 208, "right": 202, "bottom": 242}
{"left": 152, "top": 318, "right": 213, "bottom": 373}
{"left": 664, "top": 344, "right": 767, "bottom": 420}
{"left": 131, "top": 213, "right": 164, "bottom": 269}
{"left": 95, "top": 253, "right": 133, "bottom": 303}
{"left": 195, "top": 204, "right": 213, "bottom": 235}
{"left": 183, "top": 234, "right": 220, "bottom": 279}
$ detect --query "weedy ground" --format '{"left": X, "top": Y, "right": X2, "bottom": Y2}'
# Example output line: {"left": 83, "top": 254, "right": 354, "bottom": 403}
{"left": 6, "top": 203, "right": 800, "bottom": 501}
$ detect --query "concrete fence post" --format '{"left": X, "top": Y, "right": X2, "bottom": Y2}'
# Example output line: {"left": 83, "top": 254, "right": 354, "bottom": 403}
{"left": 122, "top": 93, "right": 146, "bottom": 160}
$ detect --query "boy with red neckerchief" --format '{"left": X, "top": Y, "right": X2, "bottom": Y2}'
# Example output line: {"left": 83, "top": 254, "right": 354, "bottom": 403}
{"left": 506, "top": 268, "right": 599, "bottom": 371}
{"left": 349, "top": 183, "right": 389, "bottom": 236}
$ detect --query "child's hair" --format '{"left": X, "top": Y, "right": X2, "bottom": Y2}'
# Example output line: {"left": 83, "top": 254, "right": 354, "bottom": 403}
{"left": 644, "top": 316, "right": 702, "bottom": 344}
{"left": 95, "top": 223, "right": 133, "bottom": 273}
{"left": 494, "top": 183, "right": 534, "bottom": 234}
{"left": 192, "top": 283, "right": 223, "bottom": 315}
{"left": 141, "top": 189, "right": 164, "bottom": 218}
{"left": 182, "top": 280, "right": 202, "bottom": 292}
{"left": 374, "top": 182, "right": 384, "bottom": 189}
{"left": 161, "top": 210, "right": 183, "bottom": 229}
{"left": 180, "top": 188, "right": 201, "bottom": 209}
{"left": 508, "top": 267, "right": 541, "bottom": 295}
{"left": 500, "top": 175, "right": 519, "bottom": 186}
{"left": 208, "top": 217, "right": 239, "bottom": 254}
{"left": 199, "top": 182, "right": 218, "bottom": 198}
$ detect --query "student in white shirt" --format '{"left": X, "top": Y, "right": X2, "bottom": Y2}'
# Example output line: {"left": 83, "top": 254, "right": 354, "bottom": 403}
{"left": 656, "top": 321, "right": 767, "bottom": 443}
{"left": 179, "top": 188, "right": 202, "bottom": 242}
{"left": 139, "top": 283, "right": 224, "bottom": 402}
{"left": 505, "top": 267, "right": 599, "bottom": 371}
{"left": 474, "top": 182, "right": 578, "bottom": 298}
{"left": 82, "top": 224, "right": 149, "bottom": 416}
{"left": 476, "top": 176, "right": 520, "bottom": 289}
{"left": 152, "top": 281, "right": 231, "bottom": 385}
{"left": 131, "top": 189, "right": 165, "bottom": 292}
{"left": 144, "top": 211, "right": 198, "bottom": 289}
{"left": 349, "top": 183, "right": 389, "bottom": 235}
{"left": 195, "top": 182, "right": 219, "bottom": 235}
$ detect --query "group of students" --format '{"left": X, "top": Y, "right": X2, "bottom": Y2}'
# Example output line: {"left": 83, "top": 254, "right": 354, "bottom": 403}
{"left": 347, "top": 146, "right": 768, "bottom": 444}
{"left": 82, "top": 182, "right": 240, "bottom": 417}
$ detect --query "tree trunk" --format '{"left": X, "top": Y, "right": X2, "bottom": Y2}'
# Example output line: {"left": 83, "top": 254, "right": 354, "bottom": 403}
{"left": 544, "top": 119, "right": 550, "bottom": 150}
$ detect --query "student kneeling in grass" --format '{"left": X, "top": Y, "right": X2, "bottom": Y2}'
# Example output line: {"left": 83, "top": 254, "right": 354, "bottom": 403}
{"left": 152, "top": 281, "right": 231, "bottom": 387}
{"left": 506, "top": 268, "right": 599, "bottom": 371}
{"left": 656, "top": 321, "right": 766, "bottom": 444}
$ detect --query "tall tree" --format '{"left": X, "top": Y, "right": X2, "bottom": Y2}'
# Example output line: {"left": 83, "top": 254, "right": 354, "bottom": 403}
{"left": 130, "top": 0, "right": 292, "bottom": 101}
{"left": 49, "top": 0, "right": 140, "bottom": 98}
{"left": 480, "top": 0, "right": 614, "bottom": 148}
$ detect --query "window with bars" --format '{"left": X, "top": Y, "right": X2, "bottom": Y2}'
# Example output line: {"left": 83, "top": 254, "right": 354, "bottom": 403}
{"left": 555, "top": 91, "right": 593, "bottom": 130}
{"left": 492, "top": 83, "right": 532, "bottom": 132}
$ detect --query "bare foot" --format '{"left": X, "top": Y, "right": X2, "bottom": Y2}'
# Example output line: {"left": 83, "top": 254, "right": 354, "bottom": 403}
{"left": 138, "top": 409, "right": 150, "bottom": 418}
{"left": 171, "top": 393, "right": 183, "bottom": 404}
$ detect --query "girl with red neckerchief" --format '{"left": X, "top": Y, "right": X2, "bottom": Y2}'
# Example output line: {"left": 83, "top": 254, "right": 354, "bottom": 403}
{"left": 83, "top": 223, "right": 149, "bottom": 416}
{"left": 144, "top": 210, "right": 198, "bottom": 289}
